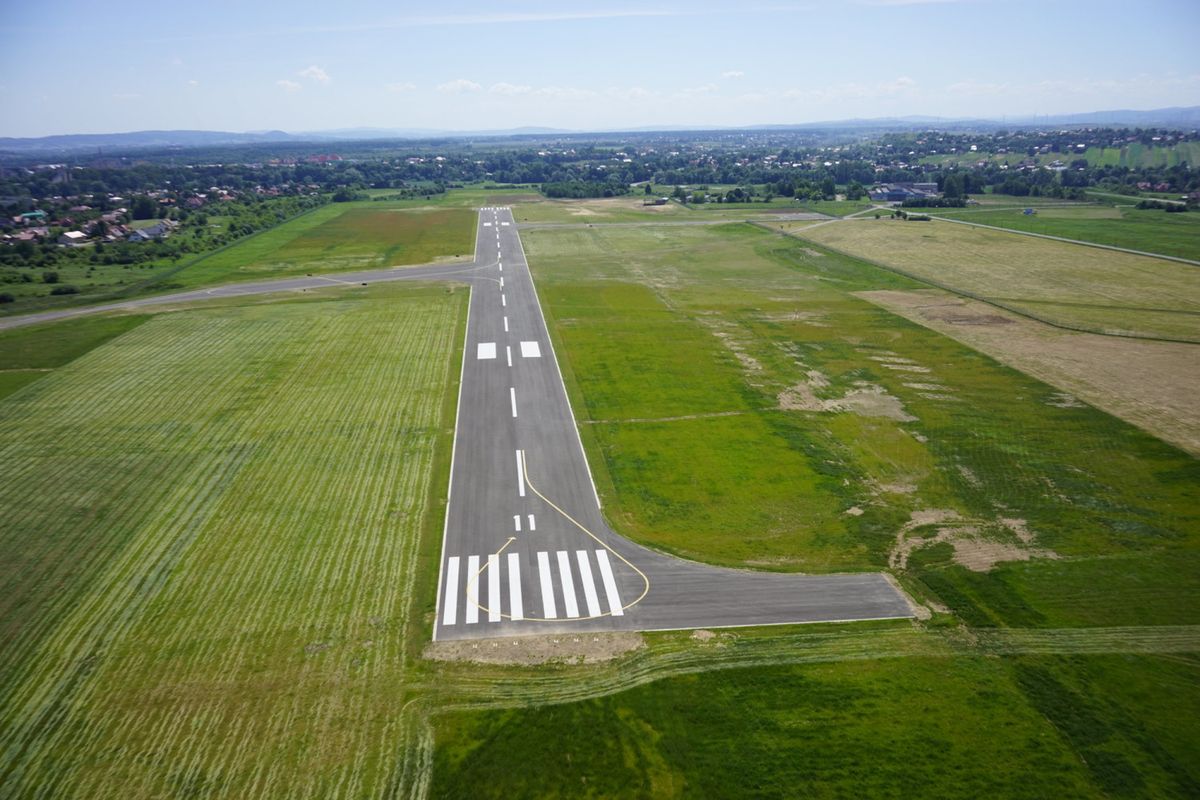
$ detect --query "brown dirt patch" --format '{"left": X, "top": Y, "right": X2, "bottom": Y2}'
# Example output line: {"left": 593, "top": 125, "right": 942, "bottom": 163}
{"left": 889, "top": 509, "right": 1059, "bottom": 572}
{"left": 858, "top": 289, "right": 1200, "bottom": 456}
{"left": 424, "top": 632, "right": 644, "bottom": 666}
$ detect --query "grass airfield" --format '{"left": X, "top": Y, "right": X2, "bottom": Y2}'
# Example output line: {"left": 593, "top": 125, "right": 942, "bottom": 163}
{"left": 0, "top": 189, "right": 1196, "bottom": 797}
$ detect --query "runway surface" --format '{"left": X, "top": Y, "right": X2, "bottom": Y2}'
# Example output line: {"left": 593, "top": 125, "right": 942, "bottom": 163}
{"left": 0, "top": 208, "right": 914, "bottom": 639}
{"left": 431, "top": 208, "right": 912, "bottom": 640}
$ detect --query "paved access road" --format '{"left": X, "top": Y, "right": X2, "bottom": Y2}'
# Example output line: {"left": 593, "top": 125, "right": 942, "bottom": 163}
{"left": 0, "top": 209, "right": 914, "bottom": 638}
{"left": 432, "top": 208, "right": 912, "bottom": 640}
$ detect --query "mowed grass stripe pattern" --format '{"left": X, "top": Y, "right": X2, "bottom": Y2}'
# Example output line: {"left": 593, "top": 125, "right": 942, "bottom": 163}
{"left": 0, "top": 287, "right": 464, "bottom": 797}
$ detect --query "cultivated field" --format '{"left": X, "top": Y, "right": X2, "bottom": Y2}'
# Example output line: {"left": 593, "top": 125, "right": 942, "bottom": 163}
{"left": 1, "top": 193, "right": 1197, "bottom": 797}
{"left": 172, "top": 204, "right": 476, "bottom": 288}
{"left": 418, "top": 216, "right": 1200, "bottom": 796}
{"left": 932, "top": 203, "right": 1200, "bottom": 262}
{"left": 858, "top": 288, "right": 1200, "bottom": 455}
{"left": 792, "top": 217, "right": 1200, "bottom": 341}
{"left": 0, "top": 283, "right": 466, "bottom": 797}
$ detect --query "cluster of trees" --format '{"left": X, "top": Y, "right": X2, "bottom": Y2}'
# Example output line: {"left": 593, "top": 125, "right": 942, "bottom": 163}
{"left": 0, "top": 194, "right": 325, "bottom": 275}
{"left": 541, "top": 179, "right": 629, "bottom": 198}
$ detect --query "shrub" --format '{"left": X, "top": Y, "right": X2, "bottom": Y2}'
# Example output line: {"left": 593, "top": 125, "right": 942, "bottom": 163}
{"left": 0, "top": 292, "right": 14, "bottom": 303}
{"left": 49, "top": 285, "right": 78, "bottom": 295}
{"left": 42, "top": 270, "right": 59, "bottom": 284}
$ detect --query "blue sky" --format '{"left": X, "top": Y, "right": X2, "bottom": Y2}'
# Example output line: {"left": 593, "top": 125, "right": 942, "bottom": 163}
{"left": 2, "top": 0, "right": 1198, "bottom": 136}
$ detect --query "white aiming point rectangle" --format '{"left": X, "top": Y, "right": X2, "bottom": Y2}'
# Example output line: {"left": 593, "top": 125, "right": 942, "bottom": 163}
{"left": 483, "top": 222, "right": 492, "bottom": 227}
{"left": 476, "top": 342, "right": 496, "bottom": 360}
{"left": 519, "top": 341, "right": 541, "bottom": 358}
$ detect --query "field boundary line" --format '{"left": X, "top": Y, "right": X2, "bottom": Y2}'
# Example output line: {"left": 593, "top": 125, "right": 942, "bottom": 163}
{"left": 928, "top": 214, "right": 1200, "bottom": 267}
{"left": 757, "top": 221, "right": 1200, "bottom": 345}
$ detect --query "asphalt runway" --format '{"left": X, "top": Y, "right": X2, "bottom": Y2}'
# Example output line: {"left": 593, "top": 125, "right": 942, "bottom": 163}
{"left": 431, "top": 208, "right": 912, "bottom": 641}
{"left": 0, "top": 209, "right": 914, "bottom": 638}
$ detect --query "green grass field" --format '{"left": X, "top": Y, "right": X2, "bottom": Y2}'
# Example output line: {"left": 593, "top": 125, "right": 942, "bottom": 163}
{"left": 0, "top": 202, "right": 477, "bottom": 315}
{"left": 0, "top": 283, "right": 467, "bottom": 797}
{"left": 792, "top": 217, "right": 1200, "bottom": 341}
{"left": 932, "top": 204, "right": 1200, "bottom": 262}
{"left": 166, "top": 204, "right": 476, "bottom": 289}
{"left": 1, "top": 204, "right": 1197, "bottom": 797}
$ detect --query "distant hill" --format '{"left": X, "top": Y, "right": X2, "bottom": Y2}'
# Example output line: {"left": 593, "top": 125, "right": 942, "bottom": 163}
{"left": 1, "top": 106, "right": 1196, "bottom": 154}
{"left": 0, "top": 129, "right": 300, "bottom": 154}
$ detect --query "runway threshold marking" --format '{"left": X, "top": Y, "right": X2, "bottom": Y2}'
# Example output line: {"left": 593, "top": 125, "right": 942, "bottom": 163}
{"left": 442, "top": 556, "right": 461, "bottom": 625}
{"left": 487, "top": 553, "right": 502, "bottom": 622}
{"left": 508, "top": 552, "right": 524, "bottom": 620}
{"left": 576, "top": 550, "right": 603, "bottom": 617}
{"left": 521, "top": 451, "right": 650, "bottom": 614}
{"left": 538, "top": 551, "right": 557, "bottom": 618}
{"left": 557, "top": 550, "right": 580, "bottom": 618}
{"left": 595, "top": 550, "right": 624, "bottom": 616}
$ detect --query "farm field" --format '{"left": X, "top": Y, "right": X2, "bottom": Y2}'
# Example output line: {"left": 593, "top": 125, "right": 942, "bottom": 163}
{"left": 422, "top": 219, "right": 1200, "bottom": 796}
{"left": 0, "top": 202, "right": 476, "bottom": 314}
{"left": 1, "top": 208, "right": 1197, "bottom": 797}
{"left": 858, "top": 288, "right": 1200, "bottom": 455}
{"left": 170, "top": 203, "right": 476, "bottom": 289}
{"left": 791, "top": 217, "right": 1200, "bottom": 341}
{"left": 0, "top": 282, "right": 467, "bottom": 797}
{"left": 932, "top": 204, "right": 1200, "bottom": 262}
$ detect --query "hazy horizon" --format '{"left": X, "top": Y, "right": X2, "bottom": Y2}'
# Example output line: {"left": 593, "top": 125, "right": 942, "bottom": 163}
{"left": 3, "top": 0, "right": 1199, "bottom": 138}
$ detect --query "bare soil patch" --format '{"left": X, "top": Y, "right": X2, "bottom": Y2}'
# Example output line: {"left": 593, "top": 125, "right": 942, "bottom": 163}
{"left": 425, "top": 632, "right": 644, "bottom": 666}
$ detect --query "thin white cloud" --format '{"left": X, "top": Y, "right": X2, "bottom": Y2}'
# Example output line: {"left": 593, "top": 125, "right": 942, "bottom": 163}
{"left": 187, "top": 79, "right": 200, "bottom": 88}
{"left": 276, "top": 79, "right": 302, "bottom": 92}
{"left": 490, "top": 82, "right": 533, "bottom": 95}
{"left": 437, "top": 78, "right": 483, "bottom": 94}
{"left": 298, "top": 65, "right": 331, "bottom": 85}
{"left": 606, "top": 86, "right": 656, "bottom": 101}
{"left": 721, "top": 70, "right": 745, "bottom": 79}
{"left": 385, "top": 81, "right": 416, "bottom": 93}
{"left": 534, "top": 85, "right": 598, "bottom": 101}
{"left": 675, "top": 83, "right": 718, "bottom": 99}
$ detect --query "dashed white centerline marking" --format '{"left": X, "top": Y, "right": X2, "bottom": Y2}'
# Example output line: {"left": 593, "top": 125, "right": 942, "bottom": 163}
{"left": 465, "top": 556, "right": 480, "bottom": 624}
{"left": 510, "top": 387, "right": 518, "bottom": 418}
{"left": 507, "top": 552, "right": 524, "bottom": 621}
{"left": 537, "top": 551, "right": 557, "bottom": 619}
{"left": 501, "top": 294, "right": 506, "bottom": 307}
{"left": 487, "top": 553, "right": 501, "bottom": 622}
{"left": 476, "top": 342, "right": 496, "bottom": 360}
{"left": 441, "top": 556, "right": 460, "bottom": 625}
{"left": 506, "top": 345, "right": 512, "bottom": 367}
{"left": 557, "top": 551, "right": 580, "bottom": 618}
{"left": 499, "top": 276, "right": 504, "bottom": 289}
{"left": 576, "top": 550, "right": 602, "bottom": 617}
{"left": 595, "top": 550, "right": 624, "bottom": 616}
{"left": 503, "top": 316, "right": 509, "bottom": 332}
{"left": 515, "top": 449, "right": 526, "bottom": 497}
